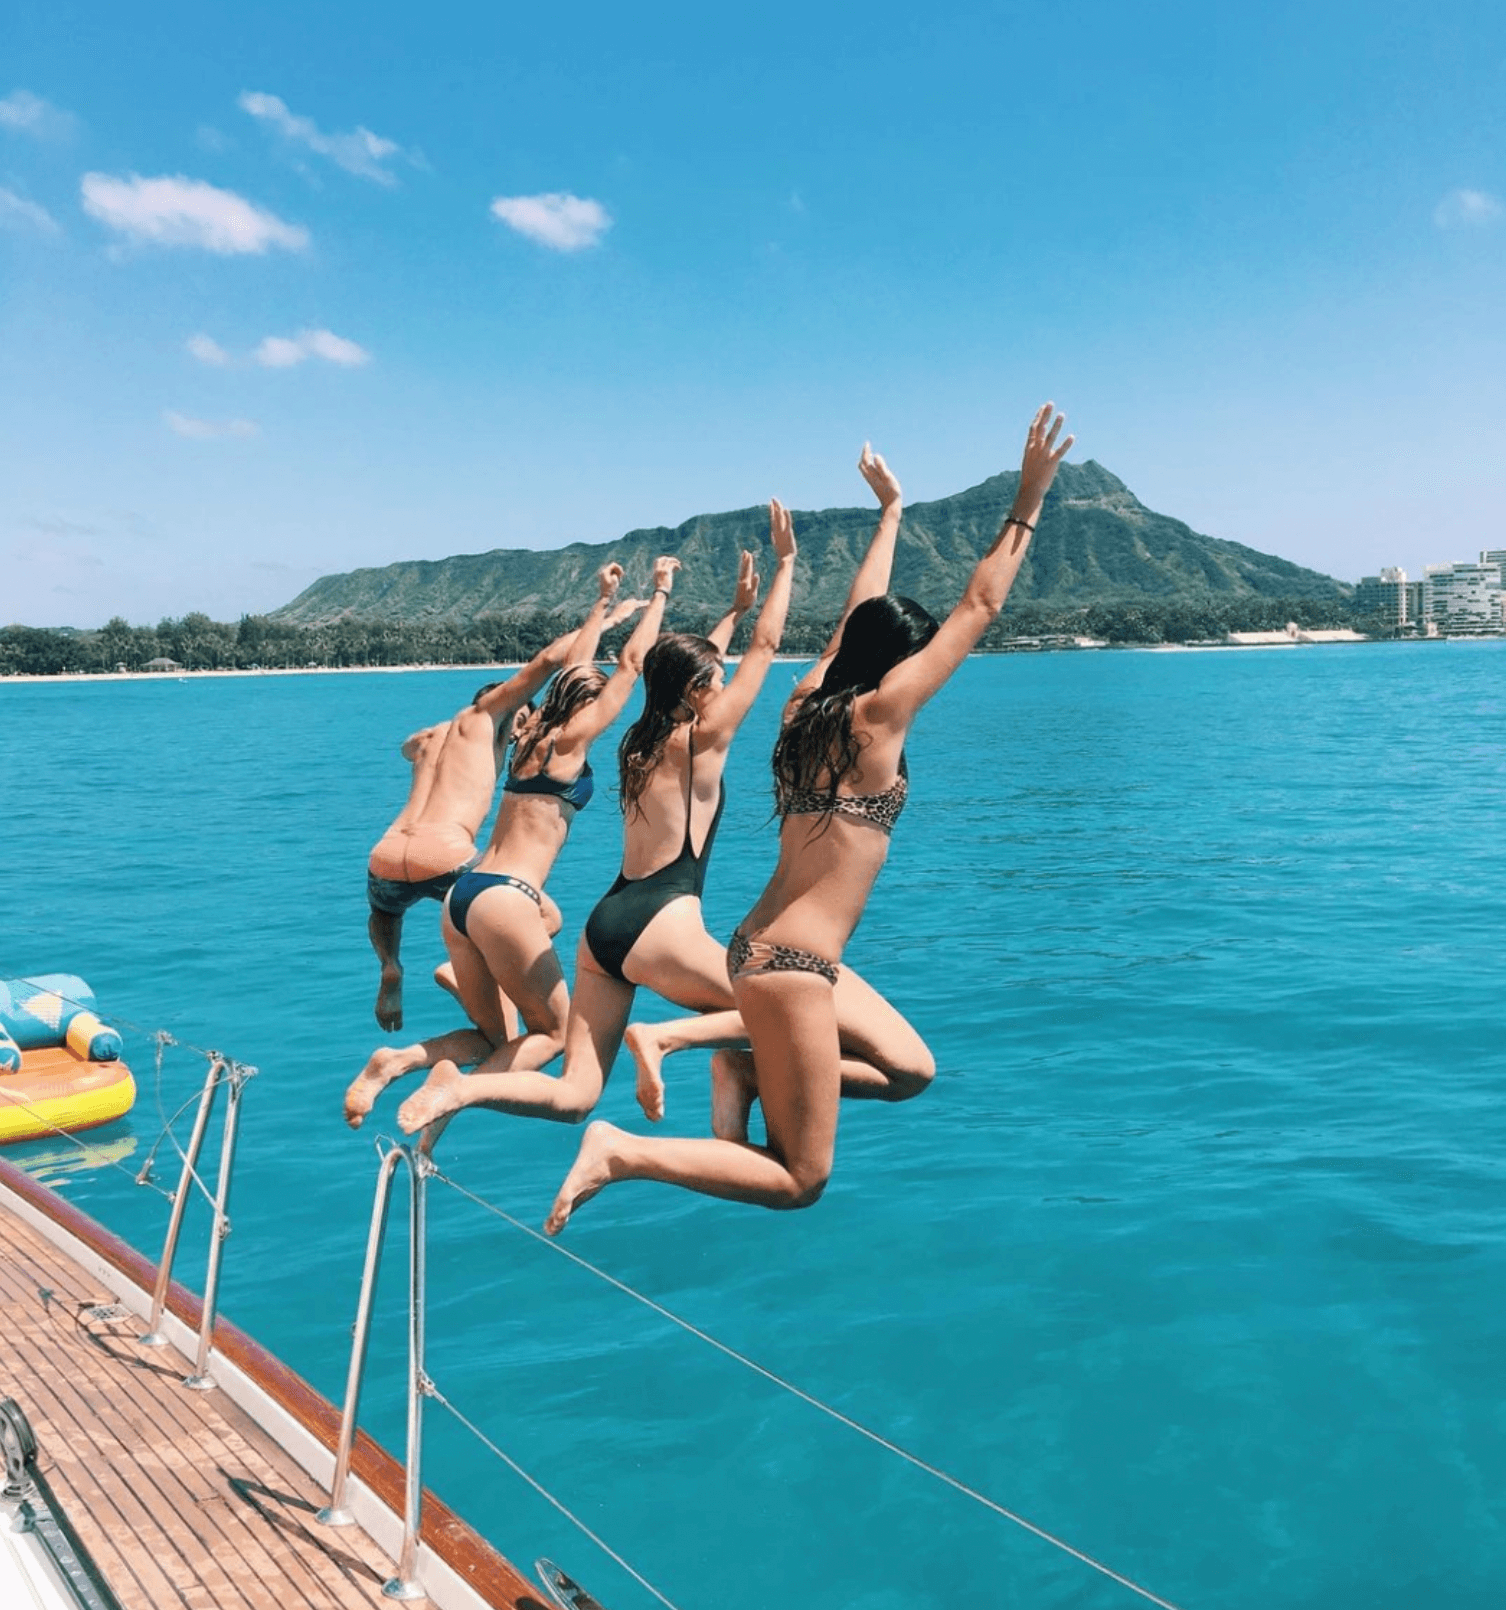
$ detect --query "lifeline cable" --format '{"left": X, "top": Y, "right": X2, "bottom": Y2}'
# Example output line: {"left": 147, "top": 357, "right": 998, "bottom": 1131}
{"left": 4, "top": 980, "right": 247, "bottom": 1203}
{"left": 436, "top": 1170, "right": 1185, "bottom": 1610}
{"left": 0, "top": 1089, "right": 173, "bottom": 1201}
{"left": 427, "top": 1380, "right": 686, "bottom": 1610}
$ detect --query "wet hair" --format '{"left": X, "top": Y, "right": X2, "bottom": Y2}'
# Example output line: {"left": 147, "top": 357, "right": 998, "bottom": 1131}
{"left": 772, "top": 594, "right": 938, "bottom": 809}
{"left": 618, "top": 634, "right": 723, "bottom": 817}
{"left": 511, "top": 665, "right": 606, "bottom": 771}
{"left": 472, "top": 681, "right": 500, "bottom": 705}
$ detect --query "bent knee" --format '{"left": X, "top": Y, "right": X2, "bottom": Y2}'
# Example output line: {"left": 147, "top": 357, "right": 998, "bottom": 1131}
{"left": 556, "top": 1090, "right": 597, "bottom": 1125}
{"left": 890, "top": 1053, "right": 937, "bottom": 1101}
{"left": 780, "top": 1165, "right": 831, "bottom": 1211}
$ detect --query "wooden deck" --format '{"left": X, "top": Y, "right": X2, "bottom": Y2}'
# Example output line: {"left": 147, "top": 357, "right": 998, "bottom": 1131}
{"left": 0, "top": 1162, "right": 547, "bottom": 1610}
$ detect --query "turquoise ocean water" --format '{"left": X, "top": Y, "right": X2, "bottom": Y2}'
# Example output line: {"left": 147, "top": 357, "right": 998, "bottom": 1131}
{"left": 1, "top": 641, "right": 1502, "bottom": 1609}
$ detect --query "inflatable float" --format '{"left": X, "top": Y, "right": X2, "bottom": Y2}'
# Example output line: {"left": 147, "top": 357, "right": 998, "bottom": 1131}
{"left": 0, "top": 974, "right": 136, "bottom": 1144}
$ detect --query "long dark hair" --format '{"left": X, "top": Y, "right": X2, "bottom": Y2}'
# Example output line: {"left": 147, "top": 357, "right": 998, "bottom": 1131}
{"left": 512, "top": 664, "right": 607, "bottom": 771}
{"left": 618, "top": 633, "right": 723, "bottom": 817}
{"left": 773, "top": 594, "right": 937, "bottom": 808}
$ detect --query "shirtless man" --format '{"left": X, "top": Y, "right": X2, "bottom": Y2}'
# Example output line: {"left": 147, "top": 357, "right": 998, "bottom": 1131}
{"left": 364, "top": 564, "right": 633, "bottom": 1032}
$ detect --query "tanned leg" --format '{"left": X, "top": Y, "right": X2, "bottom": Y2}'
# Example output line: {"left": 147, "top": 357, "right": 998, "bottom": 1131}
{"left": 369, "top": 908, "right": 405, "bottom": 1032}
{"left": 545, "top": 970, "right": 841, "bottom": 1234}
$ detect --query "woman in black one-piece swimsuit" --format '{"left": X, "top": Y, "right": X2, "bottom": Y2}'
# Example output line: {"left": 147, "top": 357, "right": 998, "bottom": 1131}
{"left": 547, "top": 407, "right": 1075, "bottom": 1232}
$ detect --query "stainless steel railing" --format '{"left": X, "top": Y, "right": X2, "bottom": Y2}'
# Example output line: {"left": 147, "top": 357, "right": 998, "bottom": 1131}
{"left": 318, "top": 1139, "right": 430, "bottom": 1602}
{"left": 137, "top": 1053, "right": 253, "bottom": 1390}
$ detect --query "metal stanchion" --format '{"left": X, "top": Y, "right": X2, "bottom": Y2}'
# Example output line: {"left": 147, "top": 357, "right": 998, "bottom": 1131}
{"left": 182, "top": 1061, "right": 249, "bottom": 1391}
{"left": 318, "top": 1144, "right": 407, "bottom": 1527}
{"left": 139, "top": 1057, "right": 224, "bottom": 1347}
{"left": 317, "top": 1141, "right": 429, "bottom": 1602}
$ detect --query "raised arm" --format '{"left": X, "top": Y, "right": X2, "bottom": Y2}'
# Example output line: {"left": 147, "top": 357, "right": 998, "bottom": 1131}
{"left": 565, "top": 555, "right": 678, "bottom": 744}
{"left": 472, "top": 631, "right": 575, "bottom": 724}
{"left": 707, "top": 550, "right": 759, "bottom": 655}
{"left": 564, "top": 563, "right": 625, "bottom": 668}
{"left": 786, "top": 444, "right": 903, "bottom": 710}
{"left": 869, "top": 404, "right": 1073, "bottom": 729}
{"left": 700, "top": 501, "right": 797, "bottom": 740}
{"left": 472, "top": 565, "right": 623, "bottom": 726}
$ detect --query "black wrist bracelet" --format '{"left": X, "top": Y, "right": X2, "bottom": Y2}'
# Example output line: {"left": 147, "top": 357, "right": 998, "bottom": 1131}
{"left": 653, "top": 586, "right": 670, "bottom": 599}
{"left": 1003, "top": 515, "right": 1035, "bottom": 533}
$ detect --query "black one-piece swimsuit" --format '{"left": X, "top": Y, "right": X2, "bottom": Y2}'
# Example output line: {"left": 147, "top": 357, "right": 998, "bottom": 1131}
{"left": 584, "top": 736, "right": 725, "bottom": 982}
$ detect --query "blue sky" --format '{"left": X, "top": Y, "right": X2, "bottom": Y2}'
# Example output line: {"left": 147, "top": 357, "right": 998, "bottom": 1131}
{"left": 3, "top": 0, "right": 1503, "bottom": 627}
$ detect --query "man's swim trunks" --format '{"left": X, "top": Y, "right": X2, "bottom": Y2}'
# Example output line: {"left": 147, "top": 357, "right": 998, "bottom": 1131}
{"left": 366, "top": 852, "right": 480, "bottom": 916}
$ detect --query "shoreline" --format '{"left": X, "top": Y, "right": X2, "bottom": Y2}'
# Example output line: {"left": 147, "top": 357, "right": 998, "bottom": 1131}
{"left": 3, "top": 634, "right": 1497, "bottom": 687}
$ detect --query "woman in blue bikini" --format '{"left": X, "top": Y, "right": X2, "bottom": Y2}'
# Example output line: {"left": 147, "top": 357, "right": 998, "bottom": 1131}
{"left": 545, "top": 404, "right": 1074, "bottom": 1231}
{"left": 392, "top": 557, "right": 677, "bottom": 1131}
{"left": 398, "top": 503, "right": 799, "bottom": 1133}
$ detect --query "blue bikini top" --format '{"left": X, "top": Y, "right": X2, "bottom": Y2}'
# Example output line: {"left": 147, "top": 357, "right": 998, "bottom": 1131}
{"left": 504, "top": 746, "right": 594, "bottom": 812}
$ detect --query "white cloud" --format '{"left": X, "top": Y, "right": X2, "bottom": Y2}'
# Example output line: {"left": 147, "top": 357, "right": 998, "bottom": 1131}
{"left": 254, "top": 335, "right": 306, "bottom": 368}
{"left": 0, "top": 89, "right": 76, "bottom": 138}
{"left": 1434, "top": 188, "right": 1502, "bottom": 229}
{"left": 0, "top": 186, "right": 60, "bottom": 235}
{"left": 253, "top": 327, "right": 371, "bottom": 368}
{"left": 165, "top": 411, "right": 260, "bottom": 440}
{"left": 490, "top": 192, "right": 611, "bottom": 251}
{"left": 300, "top": 328, "right": 370, "bottom": 365}
{"left": 81, "top": 173, "right": 309, "bottom": 254}
{"left": 238, "top": 91, "right": 409, "bottom": 187}
{"left": 186, "top": 333, "right": 231, "bottom": 366}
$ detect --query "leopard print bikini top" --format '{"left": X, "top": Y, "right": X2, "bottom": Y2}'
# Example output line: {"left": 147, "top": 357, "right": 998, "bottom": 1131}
{"left": 776, "top": 755, "right": 909, "bottom": 836}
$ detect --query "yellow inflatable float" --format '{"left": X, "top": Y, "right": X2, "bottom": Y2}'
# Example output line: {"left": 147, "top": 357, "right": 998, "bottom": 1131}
{"left": 0, "top": 974, "right": 136, "bottom": 1144}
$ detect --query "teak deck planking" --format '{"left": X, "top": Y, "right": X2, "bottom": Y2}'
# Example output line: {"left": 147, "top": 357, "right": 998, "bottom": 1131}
{"left": 0, "top": 1163, "right": 548, "bottom": 1610}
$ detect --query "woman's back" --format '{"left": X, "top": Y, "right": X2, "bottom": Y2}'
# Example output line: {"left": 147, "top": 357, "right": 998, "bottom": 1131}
{"left": 619, "top": 722, "right": 726, "bottom": 881}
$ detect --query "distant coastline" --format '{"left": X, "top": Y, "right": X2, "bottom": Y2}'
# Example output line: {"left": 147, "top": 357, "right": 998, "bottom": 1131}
{"left": 7, "top": 635, "right": 1497, "bottom": 686}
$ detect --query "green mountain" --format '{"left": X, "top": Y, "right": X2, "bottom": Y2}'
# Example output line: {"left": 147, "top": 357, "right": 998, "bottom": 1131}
{"left": 269, "top": 461, "right": 1347, "bottom": 627}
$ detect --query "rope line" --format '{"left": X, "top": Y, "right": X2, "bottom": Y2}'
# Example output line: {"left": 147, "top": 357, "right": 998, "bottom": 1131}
{"left": 435, "top": 1172, "right": 1184, "bottom": 1610}
{"left": 429, "top": 1381, "right": 687, "bottom": 1610}
{"left": 12, "top": 974, "right": 223, "bottom": 1063}
{"left": 0, "top": 1087, "right": 173, "bottom": 1201}
{"left": 144, "top": 1041, "right": 234, "bottom": 1211}
{"left": 4, "top": 980, "right": 248, "bottom": 1204}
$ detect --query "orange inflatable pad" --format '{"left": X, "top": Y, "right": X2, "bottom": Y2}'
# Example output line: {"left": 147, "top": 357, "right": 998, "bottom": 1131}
{"left": 0, "top": 1044, "right": 136, "bottom": 1145}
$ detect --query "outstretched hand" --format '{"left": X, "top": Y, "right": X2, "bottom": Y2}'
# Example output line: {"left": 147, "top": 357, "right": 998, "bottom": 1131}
{"left": 605, "top": 596, "right": 649, "bottom": 628}
{"left": 1014, "top": 404, "right": 1074, "bottom": 520}
{"left": 732, "top": 548, "right": 760, "bottom": 611}
{"left": 597, "top": 562, "right": 624, "bottom": 600}
{"left": 652, "top": 555, "right": 681, "bottom": 594}
{"left": 769, "top": 497, "right": 797, "bottom": 561}
{"left": 858, "top": 442, "right": 902, "bottom": 509}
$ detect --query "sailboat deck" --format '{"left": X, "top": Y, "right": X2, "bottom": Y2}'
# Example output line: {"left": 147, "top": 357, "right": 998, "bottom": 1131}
{"left": 2, "top": 1194, "right": 411, "bottom": 1609}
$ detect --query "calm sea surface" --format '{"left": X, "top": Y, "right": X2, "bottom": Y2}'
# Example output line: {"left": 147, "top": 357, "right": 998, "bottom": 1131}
{"left": 2, "top": 641, "right": 1503, "bottom": 1610}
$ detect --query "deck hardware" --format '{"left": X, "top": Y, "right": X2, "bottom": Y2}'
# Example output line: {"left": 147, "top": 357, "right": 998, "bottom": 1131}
{"left": 535, "top": 1558, "right": 610, "bottom": 1609}
{"left": 1, "top": 1398, "right": 125, "bottom": 1610}
{"left": 1, "top": 1398, "right": 38, "bottom": 1496}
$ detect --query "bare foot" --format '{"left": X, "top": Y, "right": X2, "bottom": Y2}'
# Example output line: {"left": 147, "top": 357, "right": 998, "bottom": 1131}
{"left": 626, "top": 1022, "right": 667, "bottom": 1122}
{"left": 711, "top": 1049, "right": 758, "bottom": 1143}
{"left": 375, "top": 965, "right": 404, "bottom": 1032}
{"left": 545, "top": 1120, "right": 624, "bottom": 1236}
{"left": 397, "top": 1060, "right": 468, "bottom": 1134}
{"left": 344, "top": 1046, "right": 419, "bottom": 1129}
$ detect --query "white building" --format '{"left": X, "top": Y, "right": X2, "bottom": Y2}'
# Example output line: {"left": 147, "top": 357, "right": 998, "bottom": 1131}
{"left": 1423, "top": 561, "right": 1505, "bottom": 633}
